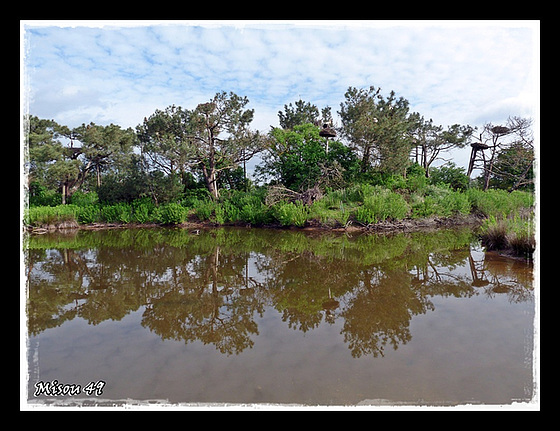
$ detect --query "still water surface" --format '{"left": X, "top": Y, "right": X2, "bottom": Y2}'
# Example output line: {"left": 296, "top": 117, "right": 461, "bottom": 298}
{"left": 25, "top": 227, "right": 535, "bottom": 406}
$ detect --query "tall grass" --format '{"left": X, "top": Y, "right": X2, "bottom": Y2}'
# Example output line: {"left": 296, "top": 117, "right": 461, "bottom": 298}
{"left": 25, "top": 185, "right": 535, "bottom": 231}
{"left": 480, "top": 212, "right": 535, "bottom": 259}
{"left": 466, "top": 188, "right": 534, "bottom": 217}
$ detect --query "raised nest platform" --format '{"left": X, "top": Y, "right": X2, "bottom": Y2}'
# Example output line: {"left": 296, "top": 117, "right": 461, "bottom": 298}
{"left": 319, "top": 123, "right": 336, "bottom": 138}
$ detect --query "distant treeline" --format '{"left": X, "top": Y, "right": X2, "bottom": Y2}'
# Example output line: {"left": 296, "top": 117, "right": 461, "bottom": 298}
{"left": 25, "top": 87, "right": 534, "bottom": 208}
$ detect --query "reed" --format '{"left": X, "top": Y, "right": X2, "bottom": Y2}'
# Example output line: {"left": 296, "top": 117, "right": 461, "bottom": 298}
{"left": 480, "top": 211, "right": 535, "bottom": 259}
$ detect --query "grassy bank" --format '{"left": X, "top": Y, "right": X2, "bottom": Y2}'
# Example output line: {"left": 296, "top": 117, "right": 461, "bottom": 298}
{"left": 24, "top": 185, "right": 534, "bottom": 234}
{"left": 480, "top": 210, "right": 535, "bottom": 259}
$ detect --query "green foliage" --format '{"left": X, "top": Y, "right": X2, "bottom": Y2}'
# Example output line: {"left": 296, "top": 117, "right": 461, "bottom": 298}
{"left": 28, "top": 182, "right": 62, "bottom": 207}
{"left": 25, "top": 205, "right": 78, "bottom": 226}
{"left": 278, "top": 99, "right": 324, "bottom": 129}
{"left": 355, "top": 205, "right": 377, "bottom": 225}
{"left": 193, "top": 199, "right": 217, "bottom": 221}
{"left": 273, "top": 201, "right": 309, "bottom": 227}
{"left": 25, "top": 98, "right": 535, "bottom": 232}
{"left": 309, "top": 194, "right": 352, "bottom": 227}
{"left": 158, "top": 202, "right": 187, "bottom": 225}
{"left": 137, "top": 92, "right": 264, "bottom": 199}
{"left": 480, "top": 212, "right": 535, "bottom": 258}
{"left": 100, "top": 202, "right": 134, "bottom": 223}
{"left": 467, "top": 188, "right": 534, "bottom": 217}
{"left": 76, "top": 205, "right": 100, "bottom": 224}
{"left": 442, "top": 191, "right": 471, "bottom": 215}
{"left": 69, "top": 190, "right": 99, "bottom": 206}
{"left": 356, "top": 189, "right": 409, "bottom": 224}
{"left": 132, "top": 198, "right": 156, "bottom": 223}
{"left": 429, "top": 163, "right": 470, "bottom": 192}
{"left": 339, "top": 86, "right": 417, "bottom": 175}
{"left": 258, "top": 123, "right": 360, "bottom": 191}
{"left": 411, "top": 186, "right": 471, "bottom": 218}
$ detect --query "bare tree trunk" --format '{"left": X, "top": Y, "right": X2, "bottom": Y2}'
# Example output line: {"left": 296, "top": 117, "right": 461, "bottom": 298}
{"left": 61, "top": 182, "right": 67, "bottom": 205}
{"left": 483, "top": 145, "right": 498, "bottom": 191}
{"left": 202, "top": 163, "right": 219, "bottom": 200}
{"left": 96, "top": 164, "right": 101, "bottom": 188}
{"left": 361, "top": 145, "right": 371, "bottom": 173}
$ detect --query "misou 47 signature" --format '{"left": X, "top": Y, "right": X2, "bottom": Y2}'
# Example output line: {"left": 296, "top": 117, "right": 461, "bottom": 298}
{"left": 33, "top": 380, "right": 106, "bottom": 397}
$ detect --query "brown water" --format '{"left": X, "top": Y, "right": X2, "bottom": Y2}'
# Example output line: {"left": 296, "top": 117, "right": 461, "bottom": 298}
{"left": 25, "top": 227, "right": 535, "bottom": 407}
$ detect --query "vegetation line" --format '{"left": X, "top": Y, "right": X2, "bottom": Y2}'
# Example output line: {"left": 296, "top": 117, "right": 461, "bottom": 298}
{"left": 24, "top": 183, "right": 534, "bottom": 258}
{"left": 24, "top": 88, "right": 536, "bottom": 258}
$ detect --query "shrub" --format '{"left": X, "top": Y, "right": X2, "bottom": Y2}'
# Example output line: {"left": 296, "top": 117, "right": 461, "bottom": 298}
{"left": 25, "top": 205, "right": 78, "bottom": 226}
{"left": 158, "top": 202, "right": 187, "bottom": 225}
{"left": 193, "top": 199, "right": 216, "bottom": 221}
{"left": 132, "top": 198, "right": 156, "bottom": 223}
{"left": 69, "top": 190, "right": 99, "bottom": 207}
{"left": 355, "top": 205, "right": 377, "bottom": 225}
{"left": 411, "top": 186, "right": 470, "bottom": 218}
{"left": 309, "top": 199, "right": 352, "bottom": 227}
{"left": 442, "top": 191, "right": 471, "bottom": 215}
{"left": 411, "top": 195, "right": 439, "bottom": 218}
{"left": 28, "top": 182, "right": 62, "bottom": 207}
{"left": 100, "top": 203, "right": 133, "bottom": 223}
{"left": 467, "top": 189, "right": 534, "bottom": 217}
{"left": 273, "top": 201, "right": 309, "bottom": 227}
{"left": 76, "top": 205, "right": 100, "bottom": 224}
{"left": 362, "top": 190, "right": 409, "bottom": 221}
{"left": 239, "top": 202, "right": 272, "bottom": 225}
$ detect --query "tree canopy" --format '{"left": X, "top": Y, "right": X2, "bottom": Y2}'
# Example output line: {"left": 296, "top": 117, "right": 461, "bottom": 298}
{"left": 25, "top": 86, "right": 534, "bottom": 206}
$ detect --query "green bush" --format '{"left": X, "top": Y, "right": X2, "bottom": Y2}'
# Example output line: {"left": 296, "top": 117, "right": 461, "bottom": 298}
{"left": 239, "top": 201, "right": 272, "bottom": 225}
{"left": 215, "top": 201, "right": 241, "bottom": 224}
{"left": 442, "top": 191, "right": 471, "bottom": 215}
{"left": 411, "top": 195, "right": 439, "bottom": 218}
{"left": 467, "top": 189, "right": 534, "bottom": 217}
{"left": 28, "top": 182, "right": 62, "bottom": 207}
{"left": 76, "top": 205, "right": 100, "bottom": 224}
{"left": 132, "top": 198, "right": 156, "bottom": 223}
{"left": 100, "top": 203, "right": 133, "bottom": 223}
{"left": 69, "top": 190, "right": 99, "bottom": 207}
{"left": 309, "top": 199, "right": 352, "bottom": 227}
{"left": 273, "top": 201, "right": 309, "bottom": 227}
{"left": 193, "top": 199, "right": 216, "bottom": 221}
{"left": 411, "top": 187, "right": 470, "bottom": 218}
{"left": 158, "top": 202, "right": 187, "bottom": 225}
{"left": 25, "top": 205, "right": 78, "bottom": 226}
{"left": 355, "top": 205, "right": 377, "bottom": 225}
{"left": 361, "top": 190, "right": 409, "bottom": 222}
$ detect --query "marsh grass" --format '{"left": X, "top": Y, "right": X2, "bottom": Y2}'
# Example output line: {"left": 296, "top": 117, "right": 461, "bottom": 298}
{"left": 25, "top": 186, "right": 535, "bottom": 236}
{"left": 480, "top": 211, "right": 535, "bottom": 259}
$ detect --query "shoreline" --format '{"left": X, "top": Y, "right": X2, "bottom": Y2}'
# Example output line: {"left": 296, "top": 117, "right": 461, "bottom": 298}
{"left": 26, "top": 213, "right": 484, "bottom": 235}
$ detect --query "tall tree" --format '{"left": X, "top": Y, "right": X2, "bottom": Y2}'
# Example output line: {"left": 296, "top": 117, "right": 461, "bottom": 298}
{"left": 257, "top": 123, "right": 359, "bottom": 191}
{"left": 27, "top": 116, "right": 83, "bottom": 204}
{"left": 138, "top": 92, "right": 264, "bottom": 199}
{"left": 412, "top": 117, "right": 474, "bottom": 177}
{"left": 338, "top": 86, "right": 417, "bottom": 175}
{"left": 136, "top": 105, "right": 192, "bottom": 177}
{"left": 72, "top": 122, "right": 135, "bottom": 188}
{"left": 278, "top": 99, "right": 320, "bottom": 129}
{"left": 470, "top": 116, "right": 534, "bottom": 191}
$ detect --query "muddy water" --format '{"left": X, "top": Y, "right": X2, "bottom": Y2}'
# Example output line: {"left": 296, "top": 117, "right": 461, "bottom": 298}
{"left": 25, "top": 227, "right": 535, "bottom": 406}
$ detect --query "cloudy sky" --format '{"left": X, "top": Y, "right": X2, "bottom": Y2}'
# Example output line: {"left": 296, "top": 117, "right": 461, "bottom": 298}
{"left": 21, "top": 20, "right": 539, "bottom": 169}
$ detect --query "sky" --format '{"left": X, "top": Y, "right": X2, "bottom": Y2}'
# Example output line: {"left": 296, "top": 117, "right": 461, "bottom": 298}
{"left": 21, "top": 20, "right": 539, "bottom": 170}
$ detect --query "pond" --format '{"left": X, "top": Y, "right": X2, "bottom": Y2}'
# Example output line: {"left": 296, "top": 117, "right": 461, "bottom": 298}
{"left": 25, "top": 226, "right": 535, "bottom": 407}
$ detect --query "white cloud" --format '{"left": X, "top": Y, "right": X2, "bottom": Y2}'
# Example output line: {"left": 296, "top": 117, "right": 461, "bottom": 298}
{"left": 23, "top": 20, "right": 538, "bottom": 139}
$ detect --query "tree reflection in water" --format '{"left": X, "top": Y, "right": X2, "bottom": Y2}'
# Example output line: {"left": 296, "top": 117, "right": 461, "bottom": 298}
{"left": 26, "top": 227, "right": 533, "bottom": 358}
